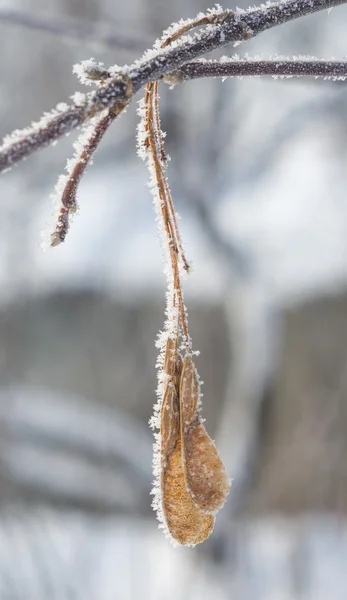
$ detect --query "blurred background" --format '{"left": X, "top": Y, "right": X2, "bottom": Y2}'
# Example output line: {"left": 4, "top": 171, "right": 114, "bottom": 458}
{"left": 0, "top": 0, "right": 347, "bottom": 598}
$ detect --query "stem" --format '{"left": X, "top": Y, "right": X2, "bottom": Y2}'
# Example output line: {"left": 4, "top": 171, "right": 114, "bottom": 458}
{"left": 146, "top": 83, "right": 190, "bottom": 347}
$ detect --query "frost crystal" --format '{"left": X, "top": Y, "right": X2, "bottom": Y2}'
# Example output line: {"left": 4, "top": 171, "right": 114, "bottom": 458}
{"left": 73, "top": 58, "right": 106, "bottom": 86}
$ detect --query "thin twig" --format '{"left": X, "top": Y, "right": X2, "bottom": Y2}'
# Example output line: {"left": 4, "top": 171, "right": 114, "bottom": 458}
{"left": 1, "top": 0, "right": 346, "bottom": 174}
{"left": 171, "top": 59, "right": 347, "bottom": 82}
{"left": 51, "top": 74, "right": 133, "bottom": 246}
{"left": 50, "top": 111, "right": 114, "bottom": 247}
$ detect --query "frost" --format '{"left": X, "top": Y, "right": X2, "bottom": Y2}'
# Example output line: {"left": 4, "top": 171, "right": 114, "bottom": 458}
{"left": 0, "top": 102, "right": 71, "bottom": 152}
{"left": 73, "top": 58, "right": 106, "bottom": 86}
{"left": 108, "top": 63, "right": 129, "bottom": 77}
{"left": 71, "top": 91, "right": 86, "bottom": 106}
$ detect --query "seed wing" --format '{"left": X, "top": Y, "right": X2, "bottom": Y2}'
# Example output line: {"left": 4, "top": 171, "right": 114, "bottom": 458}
{"left": 162, "top": 438, "right": 215, "bottom": 545}
{"left": 179, "top": 355, "right": 199, "bottom": 429}
{"left": 180, "top": 355, "right": 230, "bottom": 513}
{"left": 183, "top": 417, "right": 231, "bottom": 513}
{"left": 160, "top": 380, "right": 180, "bottom": 459}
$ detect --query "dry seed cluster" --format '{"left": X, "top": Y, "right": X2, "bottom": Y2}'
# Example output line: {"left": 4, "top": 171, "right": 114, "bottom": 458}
{"left": 159, "top": 338, "right": 230, "bottom": 545}
{"left": 136, "top": 15, "right": 232, "bottom": 546}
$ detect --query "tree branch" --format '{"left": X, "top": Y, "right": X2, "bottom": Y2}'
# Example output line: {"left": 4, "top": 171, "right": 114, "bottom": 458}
{"left": 0, "top": 0, "right": 346, "bottom": 174}
{"left": 172, "top": 58, "right": 347, "bottom": 82}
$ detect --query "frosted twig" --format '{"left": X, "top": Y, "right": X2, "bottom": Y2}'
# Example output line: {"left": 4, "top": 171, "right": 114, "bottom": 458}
{"left": 168, "top": 57, "right": 347, "bottom": 83}
{"left": 1, "top": 0, "right": 346, "bottom": 174}
{"left": 50, "top": 111, "right": 112, "bottom": 247}
{"left": 50, "top": 73, "right": 132, "bottom": 246}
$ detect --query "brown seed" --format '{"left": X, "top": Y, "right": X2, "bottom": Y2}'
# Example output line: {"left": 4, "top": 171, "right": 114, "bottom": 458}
{"left": 162, "top": 438, "right": 215, "bottom": 545}
{"left": 183, "top": 417, "right": 231, "bottom": 513}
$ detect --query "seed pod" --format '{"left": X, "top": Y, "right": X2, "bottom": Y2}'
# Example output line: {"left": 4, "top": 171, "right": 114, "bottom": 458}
{"left": 162, "top": 438, "right": 215, "bottom": 545}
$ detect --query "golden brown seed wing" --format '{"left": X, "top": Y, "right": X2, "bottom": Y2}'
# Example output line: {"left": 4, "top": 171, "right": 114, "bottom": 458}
{"left": 162, "top": 438, "right": 215, "bottom": 546}
{"left": 160, "top": 380, "right": 180, "bottom": 459}
{"left": 193, "top": 512, "right": 215, "bottom": 544}
{"left": 183, "top": 417, "right": 230, "bottom": 513}
{"left": 180, "top": 355, "right": 200, "bottom": 429}
{"left": 164, "top": 337, "right": 179, "bottom": 378}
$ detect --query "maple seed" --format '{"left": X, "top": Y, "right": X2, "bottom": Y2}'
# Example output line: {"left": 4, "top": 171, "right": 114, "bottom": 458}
{"left": 160, "top": 341, "right": 216, "bottom": 545}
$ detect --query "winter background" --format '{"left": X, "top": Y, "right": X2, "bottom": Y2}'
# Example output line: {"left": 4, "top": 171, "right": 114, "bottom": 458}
{"left": 0, "top": 0, "right": 347, "bottom": 598}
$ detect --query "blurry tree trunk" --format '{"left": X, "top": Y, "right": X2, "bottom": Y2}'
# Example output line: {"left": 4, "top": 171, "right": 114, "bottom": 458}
{"left": 247, "top": 292, "right": 347, "bottom": 516}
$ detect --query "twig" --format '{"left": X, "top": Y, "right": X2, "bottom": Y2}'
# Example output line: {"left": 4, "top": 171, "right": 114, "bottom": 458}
{"left": 50, "top": 74, "right": 132, "bottom": 246}
{"left": 170, "top": 58, "right": 347, "bottom": 82}
{"left": 1, "top": 0, "right": 346, "bottom": 173}
{"left": 50, "top": 111, "right": 114, "bottom": 247}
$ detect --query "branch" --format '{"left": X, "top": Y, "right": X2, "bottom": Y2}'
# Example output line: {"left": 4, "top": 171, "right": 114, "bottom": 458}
{"left": 1, "top": 0, "right": 346, "bottom": 173}
{"left": 0, "top": 9, "right": 151, "bottom": 52}
{"left": 171, "top": 58, "right": 347, "bottom": 82}
{"left": 49, "top": 74, "right": 132, "bottom": 247}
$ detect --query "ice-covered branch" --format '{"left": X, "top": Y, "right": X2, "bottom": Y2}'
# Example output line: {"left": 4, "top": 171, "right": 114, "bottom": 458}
{"left": 1, "top": 0, "right": 346, "bottom": 174}
{"left": 170, "top": 57, "right": 347, "bottom": 82}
